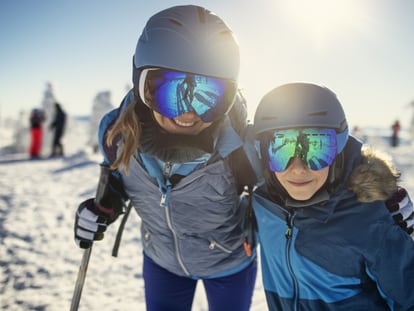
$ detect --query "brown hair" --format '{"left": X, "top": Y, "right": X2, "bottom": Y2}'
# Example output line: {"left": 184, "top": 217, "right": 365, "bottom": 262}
{"left": 106, "top": 102, "right": 141, "bottom": 174}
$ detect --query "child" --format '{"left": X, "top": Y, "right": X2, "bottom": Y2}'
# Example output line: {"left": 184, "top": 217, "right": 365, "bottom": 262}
{"left": 252, "top": 82, "right": 414, "bottom": 310}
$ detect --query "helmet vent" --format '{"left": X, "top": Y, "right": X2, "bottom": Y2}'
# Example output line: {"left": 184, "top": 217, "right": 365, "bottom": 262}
{"left": 219, "top": 30, "right": 231, "bottom": 36}
{"left": 197, "top": 7, "right": 206, "bottom": 23}
{"left": 308, "top": 111, "right": 327, "bottom": 117}
{"left": 168, "top": 19, "right": 183, "bottom": 27}
{"left": 261, "top": 116, "right": 278, "bottom": 120}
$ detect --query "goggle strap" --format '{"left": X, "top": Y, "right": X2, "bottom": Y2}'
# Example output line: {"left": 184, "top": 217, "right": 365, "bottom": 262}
{"left": 138, "top": 69, "right": 151, "bottom": 105}
{"left": 328, "top": 151, "right": 345, "bottom": 186}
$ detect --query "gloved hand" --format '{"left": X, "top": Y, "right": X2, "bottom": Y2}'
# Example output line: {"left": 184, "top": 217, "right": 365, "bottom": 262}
{"left": 74, "top": 172, "right": 128, "bottom": 249}
{"left": 386, "top": 187, "right": 414, "bottom": 235}
{"left": 75, "top": 198, "right": 123, "bottom": 248}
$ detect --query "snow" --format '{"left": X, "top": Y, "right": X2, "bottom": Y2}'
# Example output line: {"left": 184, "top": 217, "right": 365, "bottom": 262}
{"left": 1, "top": 114, "right": 413, "bottom": 310}
{"left": 0, "top": 116, "right": 268, "bottom": 311}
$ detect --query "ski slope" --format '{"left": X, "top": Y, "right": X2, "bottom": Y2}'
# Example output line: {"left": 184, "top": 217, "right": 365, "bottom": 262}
{"left": 0, "top": 117, "right": 413, "bottom": 310}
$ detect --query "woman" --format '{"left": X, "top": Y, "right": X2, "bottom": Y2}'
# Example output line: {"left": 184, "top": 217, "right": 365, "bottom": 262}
{"left": 74, "top": 5, "right": 257, "bottom": 311}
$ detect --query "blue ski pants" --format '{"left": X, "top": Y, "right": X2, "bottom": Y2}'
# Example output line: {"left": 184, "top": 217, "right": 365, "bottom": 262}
{"left": 143, "top": 253, "right": 257, "bottom": 311}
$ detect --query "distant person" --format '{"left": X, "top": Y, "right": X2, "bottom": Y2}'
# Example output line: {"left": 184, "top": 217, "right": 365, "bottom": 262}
{"left": 50, "top": 102, "right": 66, "bottom": 156}
{"left": 29, "top": 108, "right": 45, "bottom": 158}
{"left": 391, "top": 119, "right": 401, "bottom": 147}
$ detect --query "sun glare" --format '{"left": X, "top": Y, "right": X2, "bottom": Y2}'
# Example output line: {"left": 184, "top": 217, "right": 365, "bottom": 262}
{"left": 280, "top": 0, "right": 370, "bottom": 48}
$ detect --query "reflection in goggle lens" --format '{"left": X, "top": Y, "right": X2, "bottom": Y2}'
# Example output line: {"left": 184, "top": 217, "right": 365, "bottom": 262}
{"left": 267, "top": 128, "right": 337, "bottom": 172}
{"left": 139, "top": 68, "right": 236, "bottom": 122}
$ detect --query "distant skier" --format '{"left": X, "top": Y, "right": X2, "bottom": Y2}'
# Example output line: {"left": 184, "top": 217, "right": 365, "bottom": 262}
{"left": 29, "top": 108, "right": 45, "bottom": 158}
{"left": 391, "top": 119, "right": 401, "bottom": 147}
{"left": 49, "top": 102, "right": 66, "bottom": 156}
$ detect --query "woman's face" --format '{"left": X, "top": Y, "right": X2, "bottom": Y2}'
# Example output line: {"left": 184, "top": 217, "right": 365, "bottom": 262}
{"left": 153, "top": 111, "right": 213, "bottom": 135}
{"left": 275, "top": 157, "right": 329, "bottom": 201}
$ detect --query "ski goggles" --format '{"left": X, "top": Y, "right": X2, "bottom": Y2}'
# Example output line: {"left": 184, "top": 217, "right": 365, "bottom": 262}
{"left": 138, "top": 68, "right": 237, "bottom": 122}
{"left": 266, "top": 128, "right": 338, "bottom": 172}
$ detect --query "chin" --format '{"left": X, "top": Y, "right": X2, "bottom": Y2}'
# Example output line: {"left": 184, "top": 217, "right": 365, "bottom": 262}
{"left": 289, "top": 192, "right": 314, "bottom": 201}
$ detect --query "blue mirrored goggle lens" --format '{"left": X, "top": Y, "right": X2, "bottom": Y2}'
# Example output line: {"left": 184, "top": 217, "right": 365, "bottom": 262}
{"left": 267, "top": 128, "right": 337, "bottom": 172}
{"left": 140, "top": 69, "right": 236, "bottom": 122}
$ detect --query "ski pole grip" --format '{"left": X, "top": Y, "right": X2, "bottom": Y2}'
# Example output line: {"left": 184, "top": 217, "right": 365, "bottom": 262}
{"left": 95, "top": 164, "right": 112, "bottom": 204}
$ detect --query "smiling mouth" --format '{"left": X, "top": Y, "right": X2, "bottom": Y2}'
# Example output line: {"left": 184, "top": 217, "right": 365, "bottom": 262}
{"left": 174, "top": 118, "right": 196, "bottom": 127}
{"left": 289, "top": 180, "right": 311, "bottom": 186}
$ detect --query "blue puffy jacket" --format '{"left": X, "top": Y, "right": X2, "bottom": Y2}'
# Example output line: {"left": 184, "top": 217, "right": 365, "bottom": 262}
{"left": 253, "top": 138, "right": 414, "bottom": 310}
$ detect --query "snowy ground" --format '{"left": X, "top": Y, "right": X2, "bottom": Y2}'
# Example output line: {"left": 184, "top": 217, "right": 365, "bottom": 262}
{"left": 0, "top": 118, "right": 413, "bottom": 311}
{"left": 0, "top": 118, "right": 267, "bottom": 311}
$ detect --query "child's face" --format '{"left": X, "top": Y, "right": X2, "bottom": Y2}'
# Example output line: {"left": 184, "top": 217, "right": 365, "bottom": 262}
{"left": 153, "top": 111, "right": 213, "bottom": 135}
{"left": 275, "top": 157, "right": 329, "bottom": 201}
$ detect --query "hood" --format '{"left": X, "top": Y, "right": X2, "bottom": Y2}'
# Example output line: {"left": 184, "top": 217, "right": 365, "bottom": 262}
{"left": 347, "top": 146, "right": 400, "bottom": 202}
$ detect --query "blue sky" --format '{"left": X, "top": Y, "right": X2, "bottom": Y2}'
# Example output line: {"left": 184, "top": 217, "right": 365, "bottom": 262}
{"left": 1, "top": 0, "right": 414, "bottom": 129}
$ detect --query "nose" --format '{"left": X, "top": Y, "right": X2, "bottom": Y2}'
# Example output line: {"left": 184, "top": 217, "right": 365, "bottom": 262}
{"left": 175, "top": 111, "right": 199, "bottom": 121}
{"left": 288, "top": 157, "right": 307, "bottom": 171}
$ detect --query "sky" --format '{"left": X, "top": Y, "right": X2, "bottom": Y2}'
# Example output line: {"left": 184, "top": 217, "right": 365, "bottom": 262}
{"left": 1, "top": 0, "right": 414, "bottom": 129}
{"left": 1, "top": 113, "right": 413, "bottom": 310}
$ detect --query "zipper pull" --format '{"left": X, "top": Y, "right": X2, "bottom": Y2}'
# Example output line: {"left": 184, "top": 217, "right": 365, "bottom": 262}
{"left": 285, "top": 214, "right": 293, "bottom": 239}
{"left": 160, "top": 193, "right": 167, "bottom": 207}
{"left": 244, "top": 239, "right": 252, "bottom": 257}
{"left": 160, "top": 184, "right": 172, "bottom": 207}
{"left": 164, "top": 162, "right": 172, "bottom": 177}
{"left": 285, "top": 226, "right": 292, "bottom": 239}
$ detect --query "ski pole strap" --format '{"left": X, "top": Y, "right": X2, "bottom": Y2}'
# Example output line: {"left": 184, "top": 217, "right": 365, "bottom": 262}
{"left": 112, "top": 201, "right": 133, "bottom": 257}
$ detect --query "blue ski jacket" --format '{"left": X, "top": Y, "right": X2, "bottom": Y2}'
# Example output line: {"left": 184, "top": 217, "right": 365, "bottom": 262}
{"left": 252, "top": 137, "right": 414, "bottom": 310}
{"left": 98, "top": 90, "right": 258, "bottom": 279}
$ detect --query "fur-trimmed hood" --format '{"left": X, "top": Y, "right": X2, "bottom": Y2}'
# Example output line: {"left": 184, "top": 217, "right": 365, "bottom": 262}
{"left": 347, "top": 146, "right": 400, "bottom": 202}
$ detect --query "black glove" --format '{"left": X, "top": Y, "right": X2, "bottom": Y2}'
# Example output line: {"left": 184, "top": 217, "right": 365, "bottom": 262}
{"left": 386, "top": 187, "right": 414, "bottom": 234}
{"left": 74, "top": 173, "right": 128, "bottom": 249}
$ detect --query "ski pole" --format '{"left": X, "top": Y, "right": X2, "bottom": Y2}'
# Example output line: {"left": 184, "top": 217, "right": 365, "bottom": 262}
{"left": 70, "top": 246, "right": 92, "bottom": 311}
{"left": 70, "top": 165, "right": 111, "bottom": 311}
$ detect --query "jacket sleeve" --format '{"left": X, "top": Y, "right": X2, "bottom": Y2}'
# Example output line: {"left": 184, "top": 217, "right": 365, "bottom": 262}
{"left": 365, "top": 222, "right": 414, "bottom": 310}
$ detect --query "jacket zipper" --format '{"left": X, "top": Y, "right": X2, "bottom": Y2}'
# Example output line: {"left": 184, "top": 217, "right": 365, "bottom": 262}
{"left": 209, "top": 240, "right": 232, "bottom": 253}
{"left": 285, "top": 213, "right": 299, "bottom": 311}
{"left": 162, "top": 162, "right": 190, "bottom": 276}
